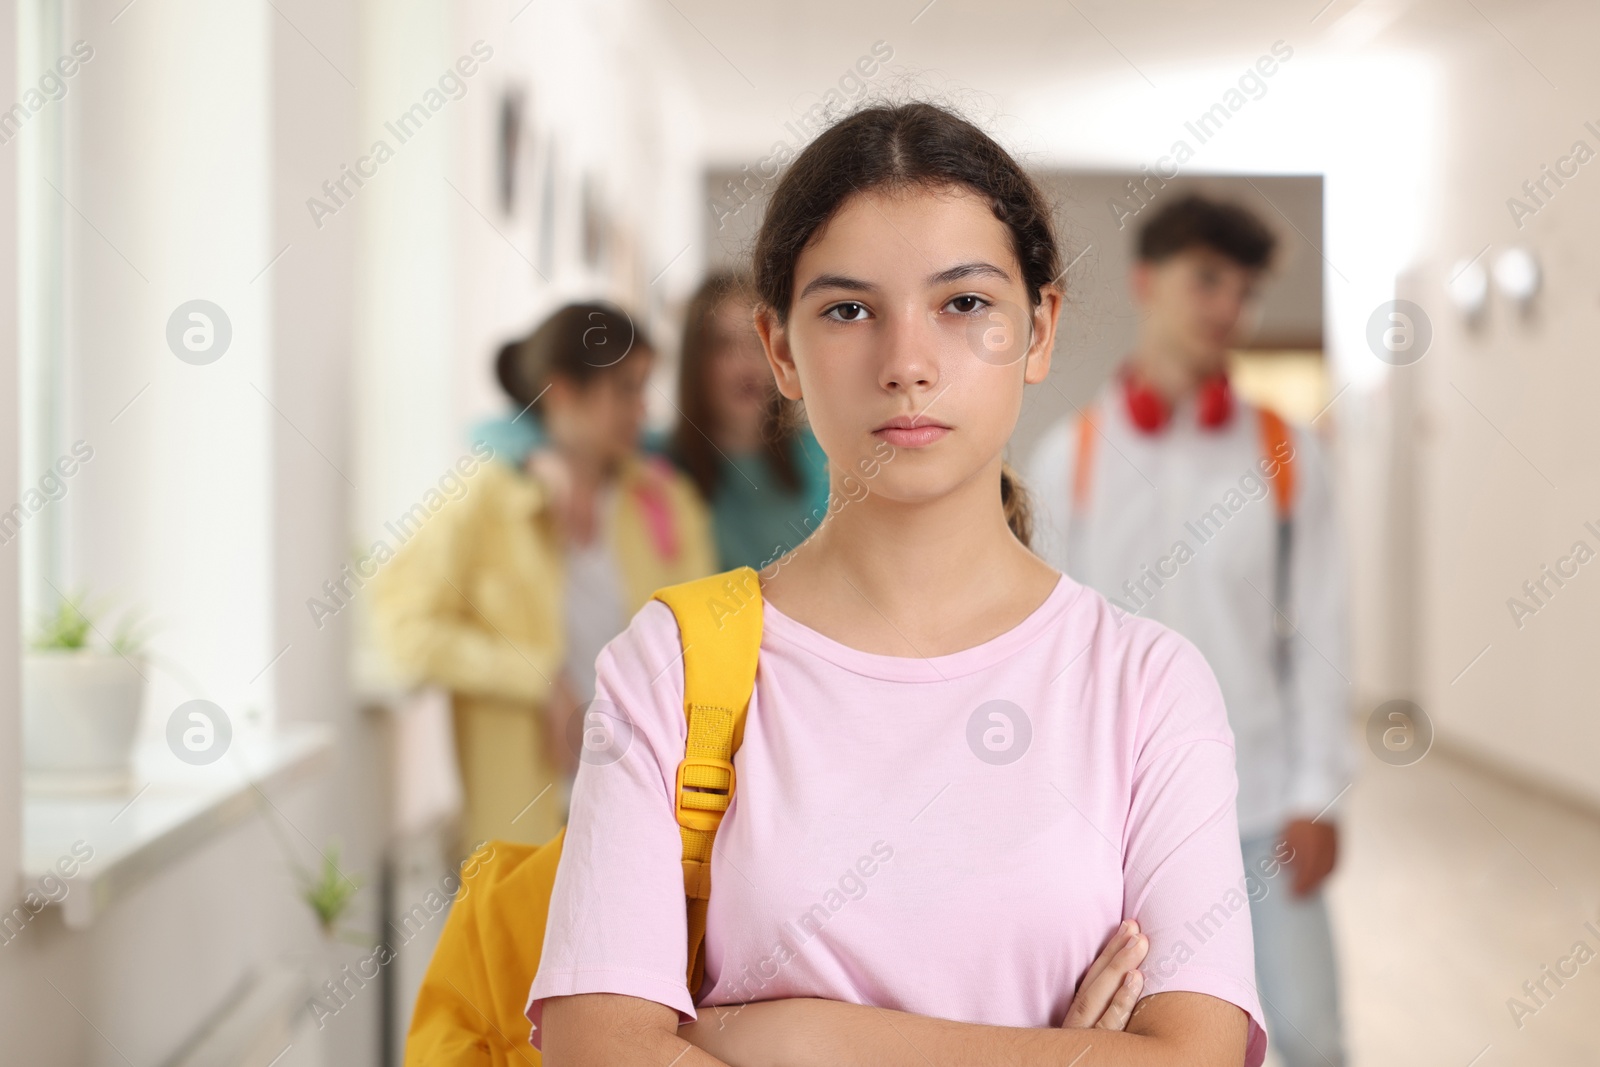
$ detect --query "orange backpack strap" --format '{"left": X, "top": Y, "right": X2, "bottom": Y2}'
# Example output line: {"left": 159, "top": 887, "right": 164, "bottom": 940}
{"left": 1257, "top": 408, "right": 1296, "bottom": 521}
{"left": 1074, "top": 402, "right": 1297, "bottom": 519}
{"left": 1071, "top": 406, "right": 1099, "bottom": 513}
{"left": 1063, "top": 406, "right": 1100, "bottom": 574}
{"left": 651, "top": 566, "right": 763, "bottom": 997}
{"left": 1256, "top": 408, "right": 1297, "bottom": 677}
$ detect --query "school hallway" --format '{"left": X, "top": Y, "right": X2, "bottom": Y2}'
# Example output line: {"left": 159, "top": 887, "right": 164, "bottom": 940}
{"left": 5, "top": 0, "right": 1600, "bottom": 1064}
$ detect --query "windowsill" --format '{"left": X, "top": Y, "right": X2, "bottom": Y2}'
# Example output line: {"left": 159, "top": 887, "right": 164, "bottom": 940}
{"left": 21, "top": 725, "right": 335, "bottom": 929}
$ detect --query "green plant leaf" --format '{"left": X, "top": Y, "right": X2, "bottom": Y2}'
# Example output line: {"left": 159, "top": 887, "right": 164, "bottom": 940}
{"left": 29, "top": 591, "right": 95, "bottom": 650}
{"left": 299, "top": 842, "right": 362, "bottom": 939}
{"left": 28, "top": 591, "right": 155, "bottom": 656}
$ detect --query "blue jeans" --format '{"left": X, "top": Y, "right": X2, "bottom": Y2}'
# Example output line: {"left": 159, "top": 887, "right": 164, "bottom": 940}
{"left": 1241, "top": 832, "right": 1347, "bottom": 1067}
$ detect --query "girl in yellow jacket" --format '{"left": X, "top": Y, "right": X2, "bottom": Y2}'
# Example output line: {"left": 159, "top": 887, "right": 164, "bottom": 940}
{"left": 371, "top": 303, "right": 715, "bottom": 854}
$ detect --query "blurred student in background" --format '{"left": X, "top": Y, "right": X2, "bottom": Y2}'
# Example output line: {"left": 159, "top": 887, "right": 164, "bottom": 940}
{"left": 472, "top": 273, "right": 830, "bottom": 570}
{"left": 669, "top": 271, "right": 830, "bottom": 569}
{"left": 1025, "top": 195, "right": 1354, "bottom": 1067}
{"left": 372, "top": 303, "right": 714, "bottom": 855}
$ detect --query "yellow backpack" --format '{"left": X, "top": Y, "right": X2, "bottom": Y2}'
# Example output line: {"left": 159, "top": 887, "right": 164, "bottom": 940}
{"left": 403, "top": 567, "right": 763, "bottom": 1066}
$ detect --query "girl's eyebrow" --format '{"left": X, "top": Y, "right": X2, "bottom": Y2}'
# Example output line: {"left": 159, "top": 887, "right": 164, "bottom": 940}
{"left": 928, "top": 261, "right": 1012, "bottom": 285}
{"left": 798, "top": 261, "right": 1012, "bottom": 300}
{"left": 798, "top": 273, "right": 876, "bottom": 299}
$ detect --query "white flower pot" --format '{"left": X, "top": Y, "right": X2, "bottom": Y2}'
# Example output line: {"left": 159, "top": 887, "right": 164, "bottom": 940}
{"left": 23, "top": 651, "right": 147, "bottom": 794}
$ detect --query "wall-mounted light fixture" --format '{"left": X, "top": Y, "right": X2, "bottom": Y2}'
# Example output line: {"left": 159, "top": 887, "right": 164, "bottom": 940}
{"left": 1446, "top": 256, "right": 1489, "bottom": 323}
{"left": 1492, "top": 246, "right": 1541, "bottom": 315}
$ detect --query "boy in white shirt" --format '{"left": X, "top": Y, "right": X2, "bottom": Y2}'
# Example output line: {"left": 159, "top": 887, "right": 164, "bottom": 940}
{"left": 1026, "top": 194, "right": 1353, "bottom": 1067}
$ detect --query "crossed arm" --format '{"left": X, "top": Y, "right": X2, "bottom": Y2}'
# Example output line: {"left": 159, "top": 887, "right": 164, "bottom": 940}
{"left": 538, "top": 922, "right": 1250, "bottom": 1067}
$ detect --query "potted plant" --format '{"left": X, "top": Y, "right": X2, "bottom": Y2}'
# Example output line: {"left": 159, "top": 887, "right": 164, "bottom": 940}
{"left": 270, "top": 829, "right": 371, "bottom": 1027}
{"left": 297, "top": 841, "right": 365, "bottom": 944}
{"left": 22, "top": 593, "right": 151, "bottom": 794}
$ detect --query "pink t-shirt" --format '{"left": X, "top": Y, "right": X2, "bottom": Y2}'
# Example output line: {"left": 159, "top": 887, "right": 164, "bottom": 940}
{"left": 527, "top": 573, "right": 1267, "bottom": 1065}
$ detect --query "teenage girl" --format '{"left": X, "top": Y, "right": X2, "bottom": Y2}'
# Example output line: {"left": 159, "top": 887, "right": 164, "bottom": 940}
{"left": 528, "top": 105, "right": 1268, "bottom": 1066}
{"left": 372, "top": 303, "right": 715, "bottom": 854}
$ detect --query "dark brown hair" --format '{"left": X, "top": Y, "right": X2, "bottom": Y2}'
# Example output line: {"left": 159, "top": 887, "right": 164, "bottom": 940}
{"left": 494, "top": 302, "right": 652, "bottom": 409}
{"left": 669, "top": 272, "right": 802, "bottom": 500}
{"left": 749, "top": 101, "right": 1055, "bottom": 548}
{"left": 1137, "top": 193, "right": 1277, "bottom": 269}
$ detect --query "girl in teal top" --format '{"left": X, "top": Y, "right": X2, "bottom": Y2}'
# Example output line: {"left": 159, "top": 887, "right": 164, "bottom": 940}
{"left": 472, "top": 273, "right": 830, "bottom": 571}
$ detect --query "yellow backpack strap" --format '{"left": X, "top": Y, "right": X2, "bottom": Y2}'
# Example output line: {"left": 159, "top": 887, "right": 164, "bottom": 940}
{"left": 651, "top": 565, "right": 763, "bottom": 998}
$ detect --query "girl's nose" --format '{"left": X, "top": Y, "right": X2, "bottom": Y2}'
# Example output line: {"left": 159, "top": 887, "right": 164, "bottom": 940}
{"left": 877, "top": 312, "right": 940, "bottom": 393}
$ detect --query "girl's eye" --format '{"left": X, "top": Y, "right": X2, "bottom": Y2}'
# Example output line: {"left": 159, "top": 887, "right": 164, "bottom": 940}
{"left": 945, "top": 294, "right": 989, "bottom": 315}
{"left": 825, "top": 302, "right": 871, "bottom": 322}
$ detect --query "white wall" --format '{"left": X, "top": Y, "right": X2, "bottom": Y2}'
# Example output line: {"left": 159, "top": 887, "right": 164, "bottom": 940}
{"left": 268, "top": 1, "right": 381, "bottom": 1063}
{"left": 1408, "top": 22, "right": 1600, "bottom": 806}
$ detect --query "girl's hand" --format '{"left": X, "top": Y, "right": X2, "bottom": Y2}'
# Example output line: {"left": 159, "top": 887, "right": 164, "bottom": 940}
{"left": 1060, "top": 919, "right": 1147, "bottom": 1030}
{"left": 675, "top": 922, "right": 1148, "bottom": 1062}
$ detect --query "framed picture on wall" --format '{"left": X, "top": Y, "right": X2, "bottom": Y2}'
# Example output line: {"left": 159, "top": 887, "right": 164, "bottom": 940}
{"left": 495, "top": 86, "right": 526, "bottom": 217}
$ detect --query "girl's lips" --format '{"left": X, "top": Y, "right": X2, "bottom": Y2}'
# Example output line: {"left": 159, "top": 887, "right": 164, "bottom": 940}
{"left": 873, "top": 424, "right": 950, "bottom": 447}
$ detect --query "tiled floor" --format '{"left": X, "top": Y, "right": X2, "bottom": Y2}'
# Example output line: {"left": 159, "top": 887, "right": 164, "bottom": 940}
{"left": 1321, "top": 742, "right": 1600, "bottom": 1067}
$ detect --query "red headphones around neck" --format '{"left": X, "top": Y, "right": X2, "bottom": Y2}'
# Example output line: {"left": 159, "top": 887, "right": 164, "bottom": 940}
{"left": 1121, "top": 365, "right": 1234, "bottom": 434}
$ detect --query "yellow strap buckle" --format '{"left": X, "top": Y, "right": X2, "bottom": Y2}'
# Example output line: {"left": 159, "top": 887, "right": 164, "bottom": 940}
{"left": 675, "top": 754, "right": 736, "bottom": 831}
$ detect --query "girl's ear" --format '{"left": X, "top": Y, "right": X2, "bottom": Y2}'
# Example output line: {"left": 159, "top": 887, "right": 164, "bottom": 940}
{"left": 754, "top": 304, "right": 804, "bottom": 400}
{"left": 1023, "top": 284, "right": 1064, "bottom": 386}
